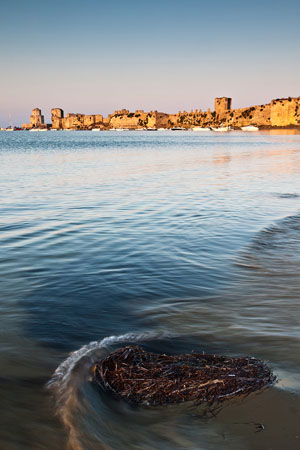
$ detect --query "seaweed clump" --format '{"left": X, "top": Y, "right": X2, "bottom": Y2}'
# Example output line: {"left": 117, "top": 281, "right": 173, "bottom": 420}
{"left": 92, "top": 346, "right": 275, "bottom": 406}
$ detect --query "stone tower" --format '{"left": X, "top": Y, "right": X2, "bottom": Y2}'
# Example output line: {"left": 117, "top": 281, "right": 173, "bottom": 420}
{"left": 51, "top": 108, "right": 64, "bottom": 129}
{"left": 214, "top": 97, "right": 232, "bottom": 115}
{"left": 30, "top": 108, "right": 44, "bottom": 128}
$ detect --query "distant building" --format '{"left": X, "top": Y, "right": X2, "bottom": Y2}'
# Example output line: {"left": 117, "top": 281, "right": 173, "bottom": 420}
{"left": 51, "top": 108, "right": 64, "bottom": 129}
{"left": 22, "top": 108, "right": 46, "bottom": 129}
{"left": 214, "top": 97, "right": 232, "bottom": 115}
{"left": 30, "top": 108, "right": 44, "bottom": 127}
{"left": 51, "top": 108, "right": 64, "bottom": 120}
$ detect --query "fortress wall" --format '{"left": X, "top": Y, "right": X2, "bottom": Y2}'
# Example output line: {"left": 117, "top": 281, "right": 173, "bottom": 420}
{"left": 146, "top": 114, "right": 157, "bottom": 129}
{"left": 56, "top": 113, "right": 104, "bottom": 129}
{"left": 160, "top": 98, "right": 299, "bottom": 128}
{"left": 155, "top": 112, "right": 170, "bottom": 128}
{"left": 229, "top": 98, "right": 300, "bottom": 127}
{"left": 83, "top": 115, "right": 96, "bottom": 128}
{"left": 22, "top": 98, "right": 300, "bottom": 130}
{"left": 167, "top": 114, "right": 179, "bottom": 127}
{"left": 62, "top": 114, "right": 84, "bottom": 129}
{"left": 217, "top": 104, "right": 272, "bottom": 127}
{"left": 110, "top": 115, "right": 140, "bottom": 129}
{"left": 270, "top": 98, "right": 300, "bottom": 126}
{"left": 249, "top": 104, "right": 272, "bottom": 126}
{"left": 94, "top": 114, "right": 104, "bottom": 124}
{"left": 109, "top": 111, "right": 153, "bottom": 128}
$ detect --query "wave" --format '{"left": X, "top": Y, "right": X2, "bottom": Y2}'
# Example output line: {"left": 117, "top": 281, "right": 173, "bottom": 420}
{"left": 274, "top": 193, "right": 300, "bottom": 199}
{"left": 235, "top": 212, "right": 300, "bottom": 268}
{"left": 49, "top": 330, "right": 174, "bottom": 391}
{"left": 48, "top": 331, "right": 177, "bottom": 450}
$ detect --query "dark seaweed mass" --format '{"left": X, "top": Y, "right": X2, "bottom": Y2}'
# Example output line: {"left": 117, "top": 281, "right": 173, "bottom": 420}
{"left": 92, "top": 346, "right": 275, "bottom": 406}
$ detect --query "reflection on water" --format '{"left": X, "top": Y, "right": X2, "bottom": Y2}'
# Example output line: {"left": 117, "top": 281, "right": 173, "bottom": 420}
{"left": 0, "top": 130, "right": 300, "bottom": 449}
{"left": 260, "top": 128, "right": 300, "bottom": 135}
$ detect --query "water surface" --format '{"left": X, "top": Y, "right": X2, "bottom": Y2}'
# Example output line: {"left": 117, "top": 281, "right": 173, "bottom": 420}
{"left": 1, "top": 130, "right": 300, "bottom": 449}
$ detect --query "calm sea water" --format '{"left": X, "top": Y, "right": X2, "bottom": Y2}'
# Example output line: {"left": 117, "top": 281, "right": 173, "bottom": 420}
{"left": 1, "top": 130, "right": 300, "bottom": 450}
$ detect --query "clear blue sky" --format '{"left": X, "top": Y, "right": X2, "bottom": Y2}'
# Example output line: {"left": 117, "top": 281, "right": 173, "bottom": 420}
{"left": 0, "top": 0, "right": 299, "bottom": 126}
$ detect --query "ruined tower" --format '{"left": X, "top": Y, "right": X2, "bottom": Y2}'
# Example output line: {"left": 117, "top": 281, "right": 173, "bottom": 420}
{"left": 30, "top": 108, "right": 44, "bottom": 128}
{"left": 214, "top": 97, "right": 232, "bottom": 115}
{"left": 51, "top": 108, "right": 64, "bottom": 129}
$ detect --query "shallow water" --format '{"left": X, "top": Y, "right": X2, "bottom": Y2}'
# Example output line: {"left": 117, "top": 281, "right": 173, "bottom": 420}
{"left": 0, "top": 130, "right": 300, "bottom": 449}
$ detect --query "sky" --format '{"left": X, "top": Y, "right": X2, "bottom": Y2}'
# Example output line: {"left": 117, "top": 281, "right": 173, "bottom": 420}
{"left": 0, "top": 0, "right": 299, "bottom": 126}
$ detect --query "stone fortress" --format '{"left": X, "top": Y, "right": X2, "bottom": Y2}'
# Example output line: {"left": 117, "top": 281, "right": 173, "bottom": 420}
{"left": 26, "top": 108, "right": 46, "bottom": 129}
{"left": 22, "top": 96, "right": 300, "bottom": 130}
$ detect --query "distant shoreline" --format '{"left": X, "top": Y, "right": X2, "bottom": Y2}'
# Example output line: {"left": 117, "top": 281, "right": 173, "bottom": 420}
{"left": 2, "top": 125, "right": 300, "bottom": 133}
{"left": 19, "top": 96, "right": 300, "bottom": 131}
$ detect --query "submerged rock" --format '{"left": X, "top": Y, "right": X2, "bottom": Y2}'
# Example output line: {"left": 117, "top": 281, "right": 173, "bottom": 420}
{"left": 92, "top": 346, "right": 275, "bottom": 406}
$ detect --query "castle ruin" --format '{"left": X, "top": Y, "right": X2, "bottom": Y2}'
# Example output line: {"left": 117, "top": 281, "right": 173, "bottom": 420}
{"left": 214, "top": 97, "right": 232, "bottom": 115}
{"left": 22, "top": 108, "right": 46, "bottom": 129}
{"left": 22, "top": 96, "right": 300, "bottom": 130}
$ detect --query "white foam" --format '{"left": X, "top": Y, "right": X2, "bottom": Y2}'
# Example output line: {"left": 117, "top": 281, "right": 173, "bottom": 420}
{"left": 47, "top": 330, "right": 177, "bottom": 450}
{"left": 48, "top": 330, "right": 175, "bottom": 391}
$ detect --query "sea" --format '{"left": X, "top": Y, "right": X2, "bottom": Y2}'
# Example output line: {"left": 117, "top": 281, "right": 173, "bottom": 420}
{"left": 0, "top": 129, "right": 300, "bottom": 450}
